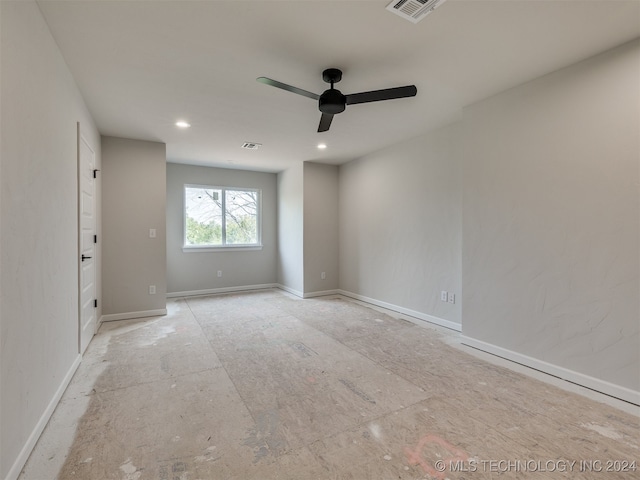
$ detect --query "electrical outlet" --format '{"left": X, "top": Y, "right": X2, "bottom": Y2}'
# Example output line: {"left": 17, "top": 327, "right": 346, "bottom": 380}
{"left": 321, "top": 272, "right": 326, "bottom": 280}
{"left": 217, "top": 270, "right": 222, "bottom": 278}
{"left": 448, "top": 293, "right": 455, "bottom": 304}
{"left": 149, "top": 285, "right": 156, "bottom": 295}
{"left": 149, "top": 228, "right": 156, "bottom": 238}
{"left": 441, "top": 291, "right": 448, "bottom": 302}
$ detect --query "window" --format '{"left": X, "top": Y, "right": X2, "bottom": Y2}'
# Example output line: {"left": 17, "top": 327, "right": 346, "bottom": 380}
{"left": 184, "top": 185, "right": 261, "bottom": 250}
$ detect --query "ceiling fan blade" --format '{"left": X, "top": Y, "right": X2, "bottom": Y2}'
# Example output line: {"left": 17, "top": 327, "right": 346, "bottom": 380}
{"left": 257, "top": 77, "right": 319, "bottom": 100}
{"left": 345, "top": 85, "right": 417, "bottom": 105}
{"left": 318, "top": 113, "right": 334, "bottom": 132}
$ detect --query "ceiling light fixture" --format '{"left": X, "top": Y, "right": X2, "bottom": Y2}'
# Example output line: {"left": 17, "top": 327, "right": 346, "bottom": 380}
{"left": 317, "top": 143, "right": 327, "bottom": 149}
{"left": 175, "top": 120, "right": 191, "bottom": 128}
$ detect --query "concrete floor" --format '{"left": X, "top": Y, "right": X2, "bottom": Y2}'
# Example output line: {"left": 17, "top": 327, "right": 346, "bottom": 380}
{"left": 19, "top": 289, "right": 639, "bottom": 479}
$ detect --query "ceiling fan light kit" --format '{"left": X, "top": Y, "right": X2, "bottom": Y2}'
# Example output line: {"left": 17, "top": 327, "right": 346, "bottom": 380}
{"left": 257, "top": 68, "right": 417, "bottom": 133}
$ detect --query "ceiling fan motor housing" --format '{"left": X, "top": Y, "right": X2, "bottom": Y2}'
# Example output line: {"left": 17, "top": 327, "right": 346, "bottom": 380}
{"left": 319, "top": 89, "right": 346, "bottom": 114}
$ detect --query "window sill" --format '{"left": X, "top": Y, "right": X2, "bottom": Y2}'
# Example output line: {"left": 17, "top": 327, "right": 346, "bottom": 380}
{"left": 182, "top": 245, "right": 263, "bottom": 253}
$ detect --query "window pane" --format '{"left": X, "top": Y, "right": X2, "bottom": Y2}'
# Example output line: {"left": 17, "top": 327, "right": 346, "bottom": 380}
{"left": 225, "top": 189, "right": 258, "bottom": 244}
{"left": 185, "top": 187, "right": 222, "bottom": 245}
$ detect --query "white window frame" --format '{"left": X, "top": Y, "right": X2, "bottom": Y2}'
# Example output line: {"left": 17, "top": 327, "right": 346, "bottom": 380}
{"left": 183, "top": 184, "right": 262, "bottom": 252}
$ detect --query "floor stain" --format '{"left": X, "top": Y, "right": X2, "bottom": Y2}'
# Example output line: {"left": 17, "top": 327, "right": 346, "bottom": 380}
{"left": 243, "top": 410, "right": 287, "bottom": 462}
{"left": 289, "top": 342, "right": 317, "bottom": 358}
{"left": 119, "top": 458, "right": 142, "bottom": 480}
{"left": 158, "top": 461, "right": 188, "bottom": 480}
{"left": 339, "top": 378, "right": 376, "bottom": 405}
{"left": 404, "top": 434, "right": 468, "bottom": 479}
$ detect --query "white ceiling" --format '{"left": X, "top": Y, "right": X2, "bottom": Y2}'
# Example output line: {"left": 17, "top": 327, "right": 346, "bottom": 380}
{"left": 38, "top": 0, "right": 640, "bottom": 173}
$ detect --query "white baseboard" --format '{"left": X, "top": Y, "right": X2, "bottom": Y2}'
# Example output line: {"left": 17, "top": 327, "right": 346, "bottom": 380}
{"left": 303, "top": 289, "right": 340, "bottom": 298}
{"left": 167, "top": 283, "right": 278, "bottom": 299}
{"left": 100, "top": 308, "right": 167, "bottom": 323}
{"left": 274, "top": 285, "right": 340, "bottom": 299}
{"left": 5, "top": 354, "right": 82, "bottom": 480}
{"left": 275, "top": 284, "right": 304, "bottom": 298}
{"left": 461, "top": 335, "right": 640, "bottom": 406}
{"left": 338, "top": 289, "right": 462, "bottom": 332}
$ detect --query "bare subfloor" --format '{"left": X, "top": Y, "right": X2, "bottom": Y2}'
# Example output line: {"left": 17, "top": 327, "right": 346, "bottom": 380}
{"left": 20, "top": 290, "right": 639, "bottom": 479}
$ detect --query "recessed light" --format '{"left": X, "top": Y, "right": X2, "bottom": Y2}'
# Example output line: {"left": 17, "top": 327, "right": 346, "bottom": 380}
{"left": 317, "top": 143, "right": 327, "bottom": 149}
{"left": 175, "top": 121, "right": 191, "bottom": 128}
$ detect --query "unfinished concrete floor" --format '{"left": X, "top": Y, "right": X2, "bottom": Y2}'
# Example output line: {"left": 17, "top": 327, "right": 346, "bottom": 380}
{"left": 19, "top": 290, "right": 639, "bottom": 479}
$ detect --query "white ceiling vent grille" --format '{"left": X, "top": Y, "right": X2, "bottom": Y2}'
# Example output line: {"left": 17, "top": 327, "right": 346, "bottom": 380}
{"left": 241, "top": 142, "right": 262, "bottom": 150}
{"left": 386, "top": 0, "right": 447, "bottom": 24}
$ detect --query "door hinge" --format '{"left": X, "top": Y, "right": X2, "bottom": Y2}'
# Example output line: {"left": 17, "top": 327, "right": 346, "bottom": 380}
{"left": 94, "top": 234, "right": 98, "bottom": 244}
{"left": 94, "top": 299, "right": 98, "bottom": 308}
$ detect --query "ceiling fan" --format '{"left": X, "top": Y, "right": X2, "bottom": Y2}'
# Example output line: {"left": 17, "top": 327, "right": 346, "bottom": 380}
{"left": 257, "top": 68, "right": 417, "bottom": 133}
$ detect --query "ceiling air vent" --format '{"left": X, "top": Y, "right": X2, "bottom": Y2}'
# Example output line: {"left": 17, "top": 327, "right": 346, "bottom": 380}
{"left": 386, "top": 0, "right": 447, "bottom": 24}
{"left": 241, "top": 142, "right": 262, "bottom": 150}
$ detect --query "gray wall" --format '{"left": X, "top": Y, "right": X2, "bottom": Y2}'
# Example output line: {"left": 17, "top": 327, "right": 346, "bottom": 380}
{"left": 339, "top": 125, "right": 462, "bottom": 327}
{"left": 337, "top": 39, "right": 639, "bottom": 402}
{"left": 166, "top": 163, "right": 277, "bottom": 295}
{"left": 277, "top": 163, "right": 304, "bottom": 295}
{"left": 0, "top": 2, "right": 101, "bottom": 478}
{"left": 303, "top": 162, "right": 339, "bottom": 295}
{"left": 461, "top": 39, "right": 639, "bottom": 400}
{"left": 102, "top": 136, "right": 166, "bottom": 318}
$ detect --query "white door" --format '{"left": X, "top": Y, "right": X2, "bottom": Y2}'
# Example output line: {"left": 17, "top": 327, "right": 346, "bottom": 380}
{"left": 78, "top": 123, "right": 97, "bottom": 354}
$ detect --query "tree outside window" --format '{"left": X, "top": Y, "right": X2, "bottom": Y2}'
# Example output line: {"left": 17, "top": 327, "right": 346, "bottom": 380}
{"left": 185, "top": 185, "right": 260, "bottom": 247}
